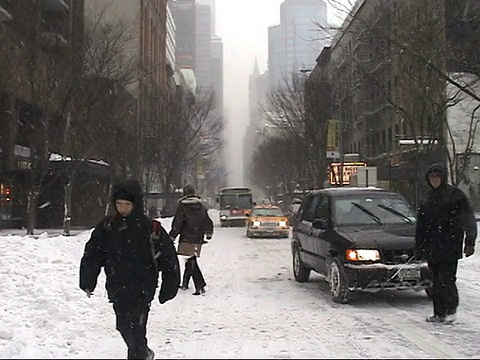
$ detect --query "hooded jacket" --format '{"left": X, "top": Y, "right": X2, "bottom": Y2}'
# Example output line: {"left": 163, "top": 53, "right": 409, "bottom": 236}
{"left": 169, "top": 195, "right": 214, "bottom": 245}
{"left": 415, "top": 163, "right": 477, "bottom": 262}
{"left": 79, "top": 179, "right": 180, "bottom": 304}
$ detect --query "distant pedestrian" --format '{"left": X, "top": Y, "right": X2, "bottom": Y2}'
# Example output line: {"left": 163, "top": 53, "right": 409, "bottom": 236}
{"left": 169, "top": 184, "right": 213, "bottom": 295}
{"left": 415, "top": 163, "right": 476, "bottom": 324}
{"left": 148, "top": 205, "right": 158, "bottom": 219}
{"left": 160, "top": 206, "right": 168, "bottom": 218}
{"left": 80, "top": 178, "right": 180, "bottom": 359}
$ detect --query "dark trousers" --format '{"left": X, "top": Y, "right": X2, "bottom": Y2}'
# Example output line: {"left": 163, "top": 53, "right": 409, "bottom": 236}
{"left": 113, "top": 301, "right": 151, "bottom": 360}
{"left": 428, "top": 260, "right": 459, "bottom": 317}
{"left": 182, "top": 256, "right": 206, "bottom": 291}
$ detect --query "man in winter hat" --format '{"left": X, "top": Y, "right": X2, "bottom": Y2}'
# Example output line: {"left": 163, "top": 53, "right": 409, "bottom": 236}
{"left": 80, "top": 178, "right": 180, "bottom": 359}
{"left": 415, "top": 163, "right": 476, "bottom": 324}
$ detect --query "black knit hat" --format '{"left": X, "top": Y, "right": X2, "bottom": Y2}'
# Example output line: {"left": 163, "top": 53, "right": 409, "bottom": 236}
{"left": 183, "top": 184, "right": 195, "bottom": 196}
{"left": 113, "top": 187, "right": 135, "bottom": 203}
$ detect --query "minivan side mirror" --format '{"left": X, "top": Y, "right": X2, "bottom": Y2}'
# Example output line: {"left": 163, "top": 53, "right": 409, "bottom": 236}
{"left": 312, "top": 218, "right": 328, "bottom": 230}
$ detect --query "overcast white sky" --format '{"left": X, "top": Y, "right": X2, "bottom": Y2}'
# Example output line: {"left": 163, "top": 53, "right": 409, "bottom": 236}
{"left": 215, "top": 0, "right": 352, "bottom": 185}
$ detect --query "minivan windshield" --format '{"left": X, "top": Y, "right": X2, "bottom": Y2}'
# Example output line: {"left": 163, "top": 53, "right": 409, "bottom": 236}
{"left": 333, "top": 195, "right": 415, "bottom": 226}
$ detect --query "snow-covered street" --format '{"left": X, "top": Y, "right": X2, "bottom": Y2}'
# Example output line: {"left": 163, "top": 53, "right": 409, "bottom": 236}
{"left": 1, "top": 210, "right": 480, "bottom": 359}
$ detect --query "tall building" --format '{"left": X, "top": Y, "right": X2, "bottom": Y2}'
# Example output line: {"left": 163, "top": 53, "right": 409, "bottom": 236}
{"left": 170, "top": 0, "right": 195, "bottom": 69}
{"left": 170, "top": 0, "right": 222, "bottom": 90}
{"left": 195, "top": 0, "right": 212, "bottom": 88}
{"left": 84, "top": 0, "right": 169, "bottom": 94}
{"left": 268, "top": 0, "right": 329, "bottom": 90}
{"left": 84, "top": 0, "right": 170, "bottom": 180}
{"left": 170, "top": 0, "right": 224, "bottom": 196}
{"left": 244, "top": 0, "right": 330, "bottom": 184}
{"left": 211, "top": 35, "right": 224, "bottom": 117}
{"left": 243, "top": 59, "right": 269, "bottom": 185}
{"left": 166, "top": 4, "right": 176, "bottom": 80}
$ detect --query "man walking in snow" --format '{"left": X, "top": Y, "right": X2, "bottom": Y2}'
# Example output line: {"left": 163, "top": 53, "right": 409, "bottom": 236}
{"left": 415, "top": 163, "right": 477, "bottom": 324}
{"left": 80, "top": 178, "right": 180, "bottom": 360}
{"left": 170, "top": 184, "right": 213, "bottom": 295}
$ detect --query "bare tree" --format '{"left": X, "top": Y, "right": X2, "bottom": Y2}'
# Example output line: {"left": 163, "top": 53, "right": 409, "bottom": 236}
{"left": 1, "top": 2, "right": 139, "bottom": 234}
{"left": 249, "top": 136, "right": 299, "bottom": 199}
{"left": 60, "top": 13, "right": 139, "bottom": 235}
{"left": 1, "top": 1, "right": 75, "bottom": 235}
{"left": 142, "top": 82, "right": 225, "bottom": 210}
{"left": 260, "top": 73, "right": 327, "bottom": 190}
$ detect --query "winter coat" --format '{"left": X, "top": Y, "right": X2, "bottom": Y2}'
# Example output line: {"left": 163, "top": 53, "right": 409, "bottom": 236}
{"left": 169, "top": 195, "right": 214, "bottom": 245}
{"left": 415, "top": 163, "right": 477, "bottom": 263}
{"left": 79, "top": 179, "right": 180, "bottom": 305}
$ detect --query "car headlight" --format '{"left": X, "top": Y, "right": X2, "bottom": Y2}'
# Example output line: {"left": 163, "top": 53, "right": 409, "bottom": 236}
{"left": 220, "top": 215, "right": 227, "bottom": 220}
{"left": 346, "top": 249, "right": 380, "bottom": 262}
{"left": 279, "top": 221, "right": 287, "bottom": 227}
{"left": 252, "top": 220, "right": 261, "bottom": 227}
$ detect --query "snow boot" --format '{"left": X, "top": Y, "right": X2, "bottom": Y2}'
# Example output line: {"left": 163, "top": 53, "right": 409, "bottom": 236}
{"left": 192, "top": 286, "right": 206, "bottom": 296}
{"left": 145, "top": 349, "right": 155, "bottom": 360}
{"left": 444, "top": 313, "right": 456, "bottom": 324}
{"left": 426, "top": 315, "right": 445, "bottom": 323}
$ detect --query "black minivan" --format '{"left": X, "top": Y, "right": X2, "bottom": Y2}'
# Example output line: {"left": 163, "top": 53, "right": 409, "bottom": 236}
{"left": 291, "top": 187, "right": 433, "bottom": 303}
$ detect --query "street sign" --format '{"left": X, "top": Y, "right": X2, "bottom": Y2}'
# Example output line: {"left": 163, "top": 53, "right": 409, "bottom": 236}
{"left": 329, "top": 161, "right": 367, "bottom": 185}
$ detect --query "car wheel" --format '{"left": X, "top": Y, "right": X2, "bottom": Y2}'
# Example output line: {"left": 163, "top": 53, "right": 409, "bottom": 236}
{"left": 425, "top": 286, "right": 434, "bottom": 299}
{"left": 293, "top": 246, "right": 310, "bottom": 282}
{"left": 330, "top": 258, "right": 351, "bottom": 304}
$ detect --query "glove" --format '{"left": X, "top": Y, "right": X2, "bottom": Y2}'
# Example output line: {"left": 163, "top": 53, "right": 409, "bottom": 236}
{"left": 464, "top": 244, "right": 475, "bottom": 257}
{"left": 414, "top": 249, "right": 425, "bottom": 261}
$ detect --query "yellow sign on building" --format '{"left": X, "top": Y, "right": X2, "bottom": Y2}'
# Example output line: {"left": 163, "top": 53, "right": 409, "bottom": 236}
{"left": 196, "top": 155, "right": 204, "bottom": 179}
{"left": 326, "top": 119, "right": 339, "bottom": 151}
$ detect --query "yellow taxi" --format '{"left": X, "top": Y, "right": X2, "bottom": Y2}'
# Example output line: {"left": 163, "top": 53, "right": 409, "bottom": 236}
{"left": 245, "top": 205, "right": 289, "bottom": 238}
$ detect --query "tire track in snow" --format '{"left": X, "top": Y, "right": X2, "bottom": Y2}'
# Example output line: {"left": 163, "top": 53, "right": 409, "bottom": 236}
{"left": 245, "top": 236, "right": 397, "bottom": 358}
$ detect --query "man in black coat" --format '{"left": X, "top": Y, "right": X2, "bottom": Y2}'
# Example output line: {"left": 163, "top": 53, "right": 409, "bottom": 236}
{"left": 169, "top": 185, "right": 213, "bottom": 295}
{"left": 415, "top": 163, "right": 476, "bottom": 324}
{"left": 80, "top": 178, "right": 180, "bottom": 360}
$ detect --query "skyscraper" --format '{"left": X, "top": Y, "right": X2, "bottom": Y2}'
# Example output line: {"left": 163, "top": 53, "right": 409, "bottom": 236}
{"left": 170, "top": 0, "right": 196, "bottom": 70}
{"left": 194, "top": 0, "right": 213, "bottom": 88}
{"left": 268, "top": 0, "right": 329, "bottom": 89}
{"left": 211, "top": 35, "right": 224, "bottom": 117}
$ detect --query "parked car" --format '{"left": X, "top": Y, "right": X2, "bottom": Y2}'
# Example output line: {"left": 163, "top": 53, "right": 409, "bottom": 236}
{"left": 246, "top": 204, "right": 289, "bottom": 238}
{"left": 291, "top": 187, "right": 433, "bottom": 303}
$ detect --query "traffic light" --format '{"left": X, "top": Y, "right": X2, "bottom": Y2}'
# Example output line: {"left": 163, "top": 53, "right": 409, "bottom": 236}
{"left": 0, "top": 185, "right": 12, "bottom": 204}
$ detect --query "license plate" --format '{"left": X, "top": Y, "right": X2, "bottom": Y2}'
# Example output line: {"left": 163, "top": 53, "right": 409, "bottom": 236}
{"left": 398, "top": 268, "right": 421, "bottom": 280}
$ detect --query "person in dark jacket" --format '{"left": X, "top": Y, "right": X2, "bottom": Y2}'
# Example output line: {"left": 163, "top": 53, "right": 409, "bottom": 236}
{"left": 80, "top": 178, "right": 180, "bottom": 360}
{"left": 169, "top": 184, "right": 213, "bottom": 295}
{"left": 415, "top": 163, "right": 476, "bottom": 324}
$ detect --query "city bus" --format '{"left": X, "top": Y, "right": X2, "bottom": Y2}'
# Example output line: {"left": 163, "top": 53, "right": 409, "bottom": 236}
{"left": 217, "top": 187, "right": 253, "bottom": 227}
